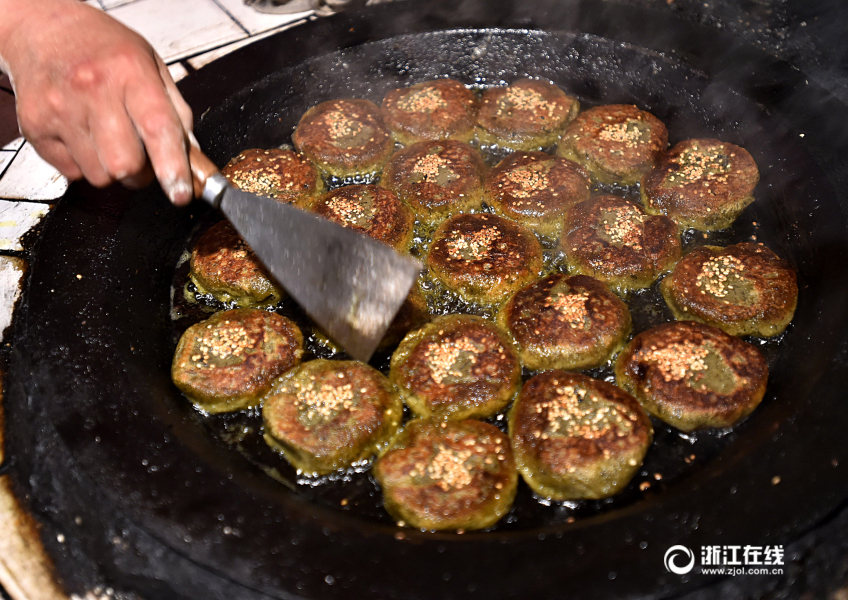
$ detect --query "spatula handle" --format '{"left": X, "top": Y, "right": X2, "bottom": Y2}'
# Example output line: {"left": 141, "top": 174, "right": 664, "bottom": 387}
{"left": 188, "top": 143, "right": 229, "bottom": 209}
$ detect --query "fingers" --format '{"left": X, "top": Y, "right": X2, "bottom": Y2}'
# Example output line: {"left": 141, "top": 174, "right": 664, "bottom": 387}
{"left": 125, "top": 78, "right": 193, "bottom": 206}
{"left": 88, "top": 98, "right": 148, "bottom": 185}
{"left": 30, "top": 138, "right": 83, "bottom": 181}
{"left": 156, "top": 55, "right": 193, "bottom": 133}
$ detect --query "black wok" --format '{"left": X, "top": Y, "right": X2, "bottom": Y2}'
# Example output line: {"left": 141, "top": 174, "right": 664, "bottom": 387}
{"left": 5, "top": 1, "right": 848, "bottom": 598}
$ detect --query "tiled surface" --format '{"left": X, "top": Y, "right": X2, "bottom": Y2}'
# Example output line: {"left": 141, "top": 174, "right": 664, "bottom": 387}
{"left": 1, "top": 138, "right": 23, "bottom": 152}
{"left": 186, "top": 22, "right": 303, "bottom": 69}
{"left": 0, "top": 257, "right": 26, "bottom": 334}
{"left": 109, "top": 0, "right": 248, "bottom": 62}
{"left": 0, "top": 153, "right": 14, "bottom": 180}
{"left": 0, "top": 202, "right": 51, "bottom": 251}
{"left": 0, "top": 143, "right": 68, "bottom": 201}
{"left": 213, "top": 0, "right": 312, "bottom": 35}
{"left": 168, "top": 62, "right": 189, "bottom": 83}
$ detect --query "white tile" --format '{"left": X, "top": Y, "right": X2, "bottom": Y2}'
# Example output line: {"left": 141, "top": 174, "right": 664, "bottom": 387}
{"left": 213, "top": 0, "right": 312, "bottom": 35}
{"left": 0, "top": 255, "right": 26, "bottom": 340}
{"left": 0, "top": 151, "right": 14, "bottom": 178}
{"left": 101, "top": 0, "right": 139, "bottom": 8}
{"left": 0, "top": 143, "right": 68, "bottom": 201}
{"left": 186, "top": 24, "right": 298, "bottom": 69}
{"left": 109, "top": 0, "right": 248, "bottom": 63}
{"left": 2, "top": 138, "right": 23, "bottom": 152}
{"left": 0, "top": 201, "right": 51, "bottom": 251}
{"left": 168, "top": 62, "right": 189, "bottom": 83}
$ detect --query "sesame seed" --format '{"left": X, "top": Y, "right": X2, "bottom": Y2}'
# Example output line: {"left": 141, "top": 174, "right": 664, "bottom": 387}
{"left": 426, "top": 445, "right": 473, "bottom": 491}
{"left": 322, "top": 110, "right": 364, "bottom": 141}
{"left": 696, "top": 254, "right": 745, "bottom": 298}
{"left": 397, "top": 87, "right": 447, "bottom": 113}
{"left": 538, "top": 385, "right": 634, "bottom": 440}
{"left": 412, "top": 153, "right": 455, "bottom": 185}
{"left": 192, "top": 321, "right": 257, "bottom": 368}
{"left": 296, "top": 380, "right": 355, "bottom": 420}
{"left": 601, "top": 205, "right": 646, "bottom": 249}
{"left": 641, "top": 340, "right": 709, "bottom": 382}
{"left": 596, "top": 120, "right": 643, "bottom": 148}
{"left": 668, "top": 145, "right": 731, "bottom": 185}
{"left": 424, "top": 336, "right": 481, "bottom": 384}
{"left": 504, "top": 165, "right": 549, "bottom": 199}
{"left": 445, "top": 226, "right": 501, "bottom": 261}
{"left": 545, "top": 290, "right": 591, "bottom": 329}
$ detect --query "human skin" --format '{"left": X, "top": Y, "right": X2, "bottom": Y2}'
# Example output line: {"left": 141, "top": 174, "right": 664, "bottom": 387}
{"left": 0, "top": 0, "right": 194, "bottom": 205}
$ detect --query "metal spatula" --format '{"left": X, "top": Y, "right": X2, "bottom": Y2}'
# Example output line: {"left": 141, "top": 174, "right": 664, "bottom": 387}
{"left": 189, "top": 146, "right": 422, "bottom": 362}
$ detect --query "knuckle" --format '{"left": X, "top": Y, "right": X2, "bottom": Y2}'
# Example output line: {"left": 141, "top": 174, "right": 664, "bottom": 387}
{"left": 104, "top": 153, "right": 145, "bottom": 179}
{"left": 67, "top": 60, "right": 106, "bottom": 92}
{"left": 137, "top": 110, "right": 179, "bottom": 140}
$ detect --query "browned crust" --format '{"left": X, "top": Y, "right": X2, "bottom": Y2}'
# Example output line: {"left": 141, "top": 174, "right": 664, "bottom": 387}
{"left": 380, "top": 140, "right": 486, "bottom": 222}
{"left": 221, "top": 148, "right": 323, "bottom": 206}
{"left": 381, "top": 79, "right": 479, "bottom": 144}
{"left": 390, "top": 314, "right": 521, "bottom": 420}
{"left": 477, "top": 79, "right": 580, "bottom": 150}
{"left": 310, "top": 185, "right": 415, "bottom": 251}
{"left": 557, "top": 104, "right": 668, "bottom": 185}
{"left": 615, "top": 320, "right": 769, "bottom": 432}
{"left": 292, "top": 99, "right": 394, "bottom": 176}
{"left": 641, "top": 139, "right": 759, "bottom": 230}
{"left": 427, "top": 213, "right": 544, "bottom": 305}
{"left": 661, "top": 243, "right": 798, "bottom": 337}
{"left": 263, "top": 360, "right": 403, "bottom": 475}
{"left": 509, "top": 371, "right": 652, "bottom": 499}
{"left": 189, "top": 220, "right": 283, "bottom": 306}
{"left": 498, "top": 273, "right": 631, "bottom": 370}
{"left": 372, "top": 419, "right": 517, "bottom": 530}
{"left": 172, "top": 309, "right": 303, "bottom": 413}
{"left": 562, "top": 195, "right": 681, "bottom": 293}
{"left": 485, "top": 151, "right": 590, "bottom": 238}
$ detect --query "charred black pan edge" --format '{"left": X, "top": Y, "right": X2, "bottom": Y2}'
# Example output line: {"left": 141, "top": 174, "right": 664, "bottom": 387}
{"left": 5, "top": 1, "right": 848, "bottom": 599}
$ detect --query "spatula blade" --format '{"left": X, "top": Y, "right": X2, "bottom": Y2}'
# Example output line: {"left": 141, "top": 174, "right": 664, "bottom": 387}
{"left": 218, "top": 185, "right": 422, "bottom": 361}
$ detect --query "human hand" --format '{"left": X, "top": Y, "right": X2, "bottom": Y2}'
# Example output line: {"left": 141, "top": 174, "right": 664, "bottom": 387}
{"left": 0, "top": 0, "right": 194, "bottom": 205}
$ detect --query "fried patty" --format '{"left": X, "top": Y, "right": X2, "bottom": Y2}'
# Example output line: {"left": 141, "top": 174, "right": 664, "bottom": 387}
{"left": 372, "top": 419, "right": 517, "bottom": 531}
{"left": 485, "top": 151, "right": 590, "bottom": 239}
{"left": 497, "top": 273, "right": 631, "bottom": 371}
{"left": 380, "top": 140, "right": 486, "bottom": 225}
{"left": 477, "top": 78, "right": 580, "bottom": 151}
{"left": 615, "top": 320, "right": 768, "bottom": 432}
{"left": 509, "top": 371, "right": 652, "bottom": 500}
{"left": 381, "top": 79, "right": 479, "bottom": 145}
{"left": 427, "top": 213, "right": 544, "bottom": 305}
{"left": 390, "top": 315, "right": 521, "bottom": 420}
{"left": 557, "top": 104, "right": 668, "bottom": 185}
{"left": 661, "top": 243, "right": 797, "bottom": 337}
{"left": 190, "top": 220, "right": 283, "bottom": 307}
{"left": 641, "top": 138, "right": 759, "bottom": 230}
{"left": 310, "top": 185, "right": 415, "bottom": 251}
{"left": 172, "top": 309, "right": 303, "bottom": 413}
{"left": 221, "top": 148, "right": 323, "bottom": 207}
{"left": 262, "top": 359, "right": 403, "bottom": 475}
{"left": 292, "top": 99, "right": 395, "bottom": 178}
{"left": 562, "top": 195, "right": 682, "bottom": 294}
